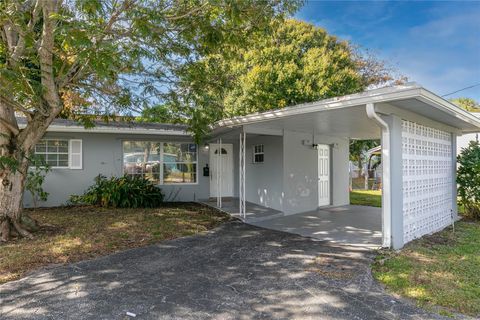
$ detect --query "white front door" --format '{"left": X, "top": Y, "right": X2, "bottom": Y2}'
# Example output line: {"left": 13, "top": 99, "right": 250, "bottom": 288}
{"left": 318, "top": 144, "right": 331, "bottom": 207}
{"left": 209, "top": 144, "right": 234, "bottom": 198}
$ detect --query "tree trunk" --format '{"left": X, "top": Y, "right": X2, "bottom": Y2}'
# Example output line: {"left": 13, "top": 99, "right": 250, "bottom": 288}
{"left": 0, "top": 103, "right": 40, "bottom": 242}
{"left": 0, "top": 165, "right": 39, "bottom": 241}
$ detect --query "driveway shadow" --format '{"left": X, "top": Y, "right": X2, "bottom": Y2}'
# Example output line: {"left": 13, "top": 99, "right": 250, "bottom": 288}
{"left": 0, "top": 222, "right": 453, "bottom": 319}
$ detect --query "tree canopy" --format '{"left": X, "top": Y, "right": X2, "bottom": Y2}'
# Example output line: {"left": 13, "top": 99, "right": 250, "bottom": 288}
{"left": 155, "top": 19, "right": 403, "bottom": 139}
{"left": 0, "top": 0, "right": 301, "bottom": 241}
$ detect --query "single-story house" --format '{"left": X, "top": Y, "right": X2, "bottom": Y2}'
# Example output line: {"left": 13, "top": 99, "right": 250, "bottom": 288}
{"left": 22, "top": 84, "right": 480, "bottom": 249}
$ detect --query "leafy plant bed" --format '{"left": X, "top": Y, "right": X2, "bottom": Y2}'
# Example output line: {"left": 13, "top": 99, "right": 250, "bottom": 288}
{"left": 373, "top": 221, "right": 480, "bottom": 317}
{"left": 0, "top": 203, "right": 231, "bottom": 284}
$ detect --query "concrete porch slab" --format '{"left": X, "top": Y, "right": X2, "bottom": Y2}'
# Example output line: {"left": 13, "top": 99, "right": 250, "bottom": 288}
{"left": 199, "top": 199, "right": 382, "bottom": 248}
{"left": 251, "top": 205, "right": 382, "bottom": 248}
{"left": 198, "top": 198, "right": 284, "bottom": 222}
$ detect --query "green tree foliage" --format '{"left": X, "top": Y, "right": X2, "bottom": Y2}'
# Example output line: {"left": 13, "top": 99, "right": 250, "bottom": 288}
{"left": 457, "top": 141, "right": 480, "bottom": 220}
{"left": 450, "top": 98, "right": 480, "bottom": 112}
{"left": 349, "top": 140, "right": 380, "bottom": 175}
{"left": 0, "top": 0, "right": 300, "bottom": 241}
{"left": 162, "top": 19, "right": 403, "bottom": 139}
{"left": 25, "top": 156, "right": 50, "bottom": 210}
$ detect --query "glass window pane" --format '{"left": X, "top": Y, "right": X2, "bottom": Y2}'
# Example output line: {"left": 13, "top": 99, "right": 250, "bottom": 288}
{"left": 46, "top": 153, "right": 58, "bottom": 166}
{"left": 163, "top": 143, "right": 197, "bottom": 162}
{"left": 35, "top": 141, "right": 47, "bottom": 153}
{"left": 254, "top": 154, "right": 264, "bottom": 163}
{"left": 163, "top": 163, "right": 196, "bottom": 184}
{"left": 58, "top": 142, "right": 69, "bottom": 153}
{"left": 123, "top": 141, "right": 161, "bottom": 179}
{"left": 47, "top": 141, "right": 58, "bottom": 152}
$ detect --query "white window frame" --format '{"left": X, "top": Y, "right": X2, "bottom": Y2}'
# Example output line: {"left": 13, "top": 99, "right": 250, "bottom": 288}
{"left": 33, "top": 138, "right": 82, "bottom": 169}
{"left": 252, "top": 144, "right": 264, "bottom": 163}
{"left": 122, "top": 141, "right": 198, "bottom": 185}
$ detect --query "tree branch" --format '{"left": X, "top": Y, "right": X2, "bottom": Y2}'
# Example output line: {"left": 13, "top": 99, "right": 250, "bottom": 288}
{"left": 0, "top": 94, "right": 34, "bottom": 118}
{"left": 58, "top": 0, "right": 136, "bottom": 89}
{"left": 38, "top": 0, "right": 61, "bottom": 112}
{"left": 165, "top": 3, "right": 209, "bottom": 21}
{"left": 0, "top": 117, "right": 20, "bottom": 136}
{"left": 11, "top": 0, "right": 41, "bottom": 62}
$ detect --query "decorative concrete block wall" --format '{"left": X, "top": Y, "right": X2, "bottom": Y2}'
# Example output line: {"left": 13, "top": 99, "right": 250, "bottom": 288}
{"left": 402, "top": 120, "right": 453, "bottom": 243}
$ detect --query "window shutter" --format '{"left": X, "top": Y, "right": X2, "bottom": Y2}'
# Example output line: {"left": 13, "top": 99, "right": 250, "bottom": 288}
{"left": 69, "top": 139, "right": 83, "bottom": 169}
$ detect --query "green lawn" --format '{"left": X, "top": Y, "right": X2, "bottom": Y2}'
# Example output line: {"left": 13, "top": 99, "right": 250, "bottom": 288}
{"left": 349, "top": 189, "right": 382, "bottom": 207}
{"left": 0, "top": 204, "right": 230, "bottom": 284}
{"left": 373, "top": 222, "right": 480, "bottom": 317}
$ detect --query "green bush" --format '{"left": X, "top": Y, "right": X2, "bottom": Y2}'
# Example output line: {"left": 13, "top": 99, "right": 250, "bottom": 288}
{"left": 457, "top": 141, "right": 480, "bottom": 219}
{"left": 70, "top": 175, "right": 164, "bottom": 208}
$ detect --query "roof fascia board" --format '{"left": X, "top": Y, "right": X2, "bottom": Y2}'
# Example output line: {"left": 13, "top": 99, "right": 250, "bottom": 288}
{"left": 42, "top": 126, "right": 189, "bottom": 136}
{"left": 213, "top": 86, "right": 480, "bottom": 133}
{"left": 214, "top": 87, "right": 423, "bottom": 129}
{"left": 416, "top": 88, "right": 480, "bottom": 130}
{"left": 243, "top": 126, "right": 284, "bottom": 136}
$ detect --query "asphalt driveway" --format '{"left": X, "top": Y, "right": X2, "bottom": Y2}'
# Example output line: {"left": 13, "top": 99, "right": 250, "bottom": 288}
{"left": 0, "top": 222, "right": 454, "bottom": 320}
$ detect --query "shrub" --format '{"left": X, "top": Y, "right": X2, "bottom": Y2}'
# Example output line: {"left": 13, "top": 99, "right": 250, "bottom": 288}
{"left": 457, "top": 141, "right": 480, "bottom": 219}
{"left": 70, "top": 175, "right": 164, "bottom": 208}
{"left": 25, "top": 155, "right": 50, "bottom": 209}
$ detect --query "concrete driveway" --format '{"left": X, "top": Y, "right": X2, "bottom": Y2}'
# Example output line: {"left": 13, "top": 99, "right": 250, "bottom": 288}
{"left": 0, "top": 222, "right": 452, "bottom": 320}
{"left": 252, "top": 205, "right": 382, "bottom": 248}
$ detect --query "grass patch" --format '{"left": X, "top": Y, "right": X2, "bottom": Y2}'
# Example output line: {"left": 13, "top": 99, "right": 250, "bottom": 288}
{"left": 0, "top": 203, "right": 231, "bottom": 284}
{"left": 373, "top": 221, "right": 480, "bottom": 317}
{"left": 350, "top": 189, "right": 382, "bottom": 207}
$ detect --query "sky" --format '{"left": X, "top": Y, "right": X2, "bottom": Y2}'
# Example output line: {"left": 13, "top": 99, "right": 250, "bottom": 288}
{"left": 296, "top": 1, "right": 480, "bottom": 101}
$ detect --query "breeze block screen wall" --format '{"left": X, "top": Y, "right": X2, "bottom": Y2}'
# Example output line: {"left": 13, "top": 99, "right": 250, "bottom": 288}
{"left": 402, "top": 120, "right": 453, "bottom": 243}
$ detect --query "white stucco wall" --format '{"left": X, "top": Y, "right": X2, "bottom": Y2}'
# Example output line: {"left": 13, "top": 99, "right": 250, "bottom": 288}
{"left": 244, "top": 135, "right": 284, "bottom": 211}
{"left": 456, "top": 113, "right": 480, "bottom": 155}
{"left": 282, "top": 130, "right": 349, "bottom": 215}
{"left": 457, "top": 132, "right": 478, "bottom": 155}
{"left": 23, "top": 132, "right": 210, "bottom": 207}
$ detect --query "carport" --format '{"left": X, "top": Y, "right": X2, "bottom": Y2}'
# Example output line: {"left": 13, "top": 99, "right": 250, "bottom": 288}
{"left": 199, "top": 199, "right": 382, "bottom": 247}
{"left": 205, "top": 84, "right": 480, "bottom": 249}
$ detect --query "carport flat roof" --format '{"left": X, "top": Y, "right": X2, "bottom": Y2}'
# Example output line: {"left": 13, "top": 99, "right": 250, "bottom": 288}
{"left": 213, "top": 84, "right": 480, "bottom": 139}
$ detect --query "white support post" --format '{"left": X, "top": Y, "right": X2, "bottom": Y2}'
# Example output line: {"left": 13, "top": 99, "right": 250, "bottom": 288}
{"left": 367, "top": 104, "right": 404, "bottom": 249}
{"left": 451, "top": 133, "right": 458, "bottom": 221}
{"left": 238, "top": 132, "right": 243, "bottom": 217}
{"left": 216, "top": 138, "right": 220, "bottom": 208}
{"left": 219, "top": 138, "right": 222, "bottom": 208}
{"left": 243, "top": 132, "right": 246, "bottom": 219}
{"left": 386, "top": 115, "right": 404, "bottom": 249}
{"left": 239, "top": 132, "right": 246, "bottom": 220}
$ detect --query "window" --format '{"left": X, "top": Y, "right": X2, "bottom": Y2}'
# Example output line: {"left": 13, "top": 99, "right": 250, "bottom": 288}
{"left": 33, "top": 139, "right": 82, "bottom": 169}
{"left": 123, "top": 141, "right": 161, "bottom": 184}
{"left": 214, "top": 148, "right": 228, "bottom": 154}
{"left": 123, "top": 141, "right": 197, "bottom": 184}
{"left": 253, "top": 144, "right": 264, "bottom": 163}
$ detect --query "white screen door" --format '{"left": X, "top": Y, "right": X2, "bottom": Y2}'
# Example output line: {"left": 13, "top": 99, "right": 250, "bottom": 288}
{"left": 210, "top": 144, "right": 234, "bottom": 197}
{"left": 318, "top": 144, "right": 331, "bottom": 207}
